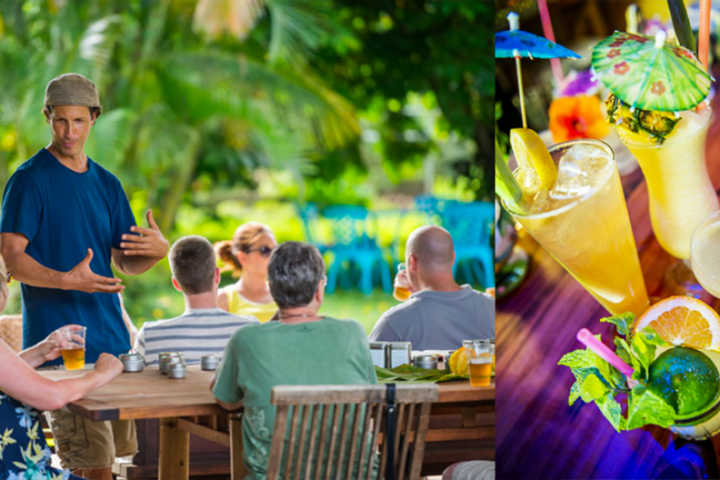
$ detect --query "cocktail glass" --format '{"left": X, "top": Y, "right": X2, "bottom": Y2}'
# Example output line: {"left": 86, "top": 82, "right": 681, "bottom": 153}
{"left": 503, "top": 138, "right": 649, "bottom": 317}
{"left": 690, "top": 210, "right": 720, "bottom": 299}
{"left": 616, "top": 107, "right": 718, "bottom": 262}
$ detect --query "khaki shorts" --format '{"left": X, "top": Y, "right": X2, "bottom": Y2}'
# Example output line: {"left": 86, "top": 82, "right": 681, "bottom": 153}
{"left": 48, "top": 408, "right": 138, "bottom": 469}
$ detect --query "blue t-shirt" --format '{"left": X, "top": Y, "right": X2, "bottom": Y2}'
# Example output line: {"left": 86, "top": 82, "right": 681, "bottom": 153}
{"left": 0, "top": 149, "right": 136, "bottom": 364}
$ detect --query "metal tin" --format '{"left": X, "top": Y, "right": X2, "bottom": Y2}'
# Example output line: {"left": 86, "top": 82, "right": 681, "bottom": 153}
{"left": 168, "top": 362, "right": 187, "bottom": 379}
{"left": 160, "top": 353, "right": 184, "bottom": 374}
{"left": 119, "top": 353, "right": 144, "bottom": 373}
{"left": 201, "top": 355, "right": 219, "bottom": 371}
{"left": 388, "top": 342, "right": 412, "bottom": 368}
{"left": 414, "top": 354, "right": 439, "bottom": 370}
{"left": 369, "top": 342, "right": 388, "bottom": 368}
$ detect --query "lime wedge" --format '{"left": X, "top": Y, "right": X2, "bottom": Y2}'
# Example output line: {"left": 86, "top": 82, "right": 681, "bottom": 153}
{"left": 510, "top": 128, "right": 557, "bottom": 195}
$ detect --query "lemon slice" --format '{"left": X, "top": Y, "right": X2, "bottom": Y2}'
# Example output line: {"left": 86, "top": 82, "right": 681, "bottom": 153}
{"left": 510, "top": 128, "right": 557, "bottom": 195}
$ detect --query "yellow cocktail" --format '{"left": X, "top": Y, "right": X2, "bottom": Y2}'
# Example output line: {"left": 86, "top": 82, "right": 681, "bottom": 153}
{"left": 617, "top": 108, "right": 718, "bottom": 259}
{"left": 507, "top": 138, "right": 649, "bottom": 317}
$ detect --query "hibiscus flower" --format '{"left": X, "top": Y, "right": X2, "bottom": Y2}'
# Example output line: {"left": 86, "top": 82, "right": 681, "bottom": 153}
{"left": 549, "top": 95, "right": 609, "bottom": 143}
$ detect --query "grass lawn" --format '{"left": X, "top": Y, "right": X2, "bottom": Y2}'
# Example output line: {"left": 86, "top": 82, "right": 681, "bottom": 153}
{"left": 319, "top": 288, "right": 398, "bottom": 334}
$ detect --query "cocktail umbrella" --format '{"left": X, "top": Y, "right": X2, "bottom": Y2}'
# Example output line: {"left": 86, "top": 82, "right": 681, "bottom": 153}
{"left": 496, "top": 12, "right": 582, "bottom": 128}
{"left": 592, "top": 30, "right": 712, "bottom": 112}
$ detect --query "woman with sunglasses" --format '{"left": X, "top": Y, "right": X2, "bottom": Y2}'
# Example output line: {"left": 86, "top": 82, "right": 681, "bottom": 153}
{"left": 216, "top": 222, "right": 279, "bottom": 322}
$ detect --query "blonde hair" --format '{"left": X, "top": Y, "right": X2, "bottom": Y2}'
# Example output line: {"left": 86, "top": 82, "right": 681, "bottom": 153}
{"left": 215, "top": 222, "right": 274, "bottom": 277}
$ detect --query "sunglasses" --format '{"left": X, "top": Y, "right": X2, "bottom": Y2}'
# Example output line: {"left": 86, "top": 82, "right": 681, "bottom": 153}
{"left": 244, "top": 246, "right": 275, "bottom": 258}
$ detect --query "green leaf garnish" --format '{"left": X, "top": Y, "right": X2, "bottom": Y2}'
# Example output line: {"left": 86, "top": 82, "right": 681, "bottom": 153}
{"left": 559, "top": 313, "right": 678, "bottom": 432}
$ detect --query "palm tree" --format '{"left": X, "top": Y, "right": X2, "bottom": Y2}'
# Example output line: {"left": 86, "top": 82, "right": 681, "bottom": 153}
{"left": 0, "top": 0, "right": 360, "bottom": 231}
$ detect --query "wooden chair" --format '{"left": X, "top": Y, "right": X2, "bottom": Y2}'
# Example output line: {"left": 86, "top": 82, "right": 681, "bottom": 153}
{"left": 267, "top": 384, "right": 439, "bottom": 480}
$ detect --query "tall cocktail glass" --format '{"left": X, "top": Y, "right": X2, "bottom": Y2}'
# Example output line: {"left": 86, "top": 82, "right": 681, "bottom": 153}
{"left": 504, "top": 138, "right": 649, "bottom": 317}
{"left": 616, "top": 107, "right": 718, "bottom": 260}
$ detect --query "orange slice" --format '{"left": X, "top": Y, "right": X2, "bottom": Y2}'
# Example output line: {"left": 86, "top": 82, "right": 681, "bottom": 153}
{"left": 634, "top": 296, "right": 720, "bottom": 351}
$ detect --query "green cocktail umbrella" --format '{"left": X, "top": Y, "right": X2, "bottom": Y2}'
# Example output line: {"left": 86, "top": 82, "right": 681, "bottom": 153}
{"left": 592, "top": 30, "right": 712, "bottom": 112}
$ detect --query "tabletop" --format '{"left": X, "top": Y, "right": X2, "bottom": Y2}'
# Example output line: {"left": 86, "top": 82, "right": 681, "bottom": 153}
{"left": 40, "top": 365, "right": 493, "bottom": 422}
{"left": 496, "top": 97, "right": 720, "bottom": 479}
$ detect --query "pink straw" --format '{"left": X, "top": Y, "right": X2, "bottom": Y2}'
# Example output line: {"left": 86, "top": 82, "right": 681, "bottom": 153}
{"left": 699, "top": 0, "right": 711, "bottom": 71}
{"left": 576, "top": 328, "right": 634, "bottom": 377}
{"left": 537, "top": 0, "right": 563, "bottom": 85}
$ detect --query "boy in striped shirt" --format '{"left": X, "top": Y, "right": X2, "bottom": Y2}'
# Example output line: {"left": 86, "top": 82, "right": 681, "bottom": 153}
{"left": 134, "top": 235, "right": 258, "bottom": 366}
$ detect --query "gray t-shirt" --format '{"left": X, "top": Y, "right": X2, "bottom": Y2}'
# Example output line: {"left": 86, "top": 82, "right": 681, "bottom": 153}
{"left": 368, "top": 285, "right": 494, "bottom": 350}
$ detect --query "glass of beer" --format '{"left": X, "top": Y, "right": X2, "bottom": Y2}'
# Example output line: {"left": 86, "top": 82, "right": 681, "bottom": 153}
{"left": 464, "top": 339, "right": 493, "bottom": 387}
{"left": 60, "top": 326, "right": 86, "bottom": 370}
{"left": 393, "top": 263, "right": 412, "bottom": 301}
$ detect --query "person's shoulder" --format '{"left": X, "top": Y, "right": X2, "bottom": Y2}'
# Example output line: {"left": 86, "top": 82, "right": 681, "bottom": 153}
{"left": 89, "top": 158, "right": 124, "bottom": 188}
{"left": 380, "top": 297, "right": 423, "bottom": 322}
{"left": 323, "top": 317, "right": 366, "bottom": 333}
{"left": 8, "top": 151, "right": 49, "bottom": 182}
{"left": 464, "top": 286, "right": 495, "bottom": 304}
{"left": 219, "top": 312, "right": 260, "bottom": 325}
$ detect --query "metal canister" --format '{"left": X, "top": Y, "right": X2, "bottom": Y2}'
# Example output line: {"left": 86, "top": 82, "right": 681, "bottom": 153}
{"left": 168, "top": 362, "right": 187, "bottom": 379}
{"left": 388, "top": 342, "right": 412, "bottom": 368}
{"left": 414, "top": 354, "right": 439, "bottom": 370}
{"left": 160, "top": 352, "right": 184, "bottom": 374}
{"left": 119, "top": 353, "right": 144, "bottom": 373}
{"left": 201, "top": 355, "right": 219, "bottom": 371}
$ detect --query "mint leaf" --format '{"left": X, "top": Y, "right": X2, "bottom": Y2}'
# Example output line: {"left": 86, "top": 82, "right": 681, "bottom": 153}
{"left": 559, "top": 349, "right": 594, "bottom": 369}
{"left": 614, "top": 337, "right": 633, "bottom": 366}
{"left": 579, "top": 370, "right": 612, "bottom": 403}
{"left": 601, "top": 313, "right": 634, "bottom": 338}
{"left": 631, "top": 327, "right": 669, "bottom": 382}
{"left": 596, "top": 392, "right": 626, "bottom": 432}
{"left": 569, "top": 381, "right": 581, "bottom": 406}
{"left": 627, "top": 383, "right": 676, "bottom": 430}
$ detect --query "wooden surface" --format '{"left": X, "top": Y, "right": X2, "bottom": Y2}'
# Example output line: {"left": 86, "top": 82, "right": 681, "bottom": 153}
{"left": 496, "top": 98, "right": 720, "bottom": 479}
{"left": 40, "top": 365, "right": 493, "bottom": 477}
{"left": 39, "top": 366, "right": 491, "bottom": 420}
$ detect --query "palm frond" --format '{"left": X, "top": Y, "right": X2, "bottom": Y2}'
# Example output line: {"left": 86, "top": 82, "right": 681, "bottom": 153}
{"left": 155, "top": 51, "right": 359, "bottom": 150}
{"left": 193, "top": 0, "right": 266, "bottom": 40}
{"left": 266, "top": 0, "right": 336, "bottom": 64}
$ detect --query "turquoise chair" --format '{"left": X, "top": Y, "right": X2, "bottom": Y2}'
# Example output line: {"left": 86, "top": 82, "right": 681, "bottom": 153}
{"left": 296, "top": 202, "right": 329, "bottom": 254}
{"left": 441, "top": 201, "right": 495, "bottom": 288}
{"left": 323, "top": 205, "right": 392, "bottom": 295}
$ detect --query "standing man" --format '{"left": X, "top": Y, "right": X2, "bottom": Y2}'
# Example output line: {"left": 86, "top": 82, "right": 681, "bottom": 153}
{"left": 0, "top": 73, "right": 169, "bottom": 480}
{"left": 369, "top": 225, "right": 494, "bottom": 350}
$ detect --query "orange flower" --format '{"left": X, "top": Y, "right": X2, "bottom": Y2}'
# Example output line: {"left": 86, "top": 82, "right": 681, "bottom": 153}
{"left": 549, "top": 95, "right": 609, "bottom": 143}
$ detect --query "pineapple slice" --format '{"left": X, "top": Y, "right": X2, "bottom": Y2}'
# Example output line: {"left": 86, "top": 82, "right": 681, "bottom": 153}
{"left": 605, "top": 94, "right": 680, "bottom": 145}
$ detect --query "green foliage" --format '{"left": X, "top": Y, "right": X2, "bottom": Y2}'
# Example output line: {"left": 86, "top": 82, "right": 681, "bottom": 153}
{"left": 558, "top": 316, "right": 676, "bottom": 432}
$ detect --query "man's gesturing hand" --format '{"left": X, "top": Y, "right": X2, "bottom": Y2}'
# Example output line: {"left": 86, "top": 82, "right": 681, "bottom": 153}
{"left": 65, "top": 249, "right": 124, "bottom": 293}
{"left": 120, "top": 210, "right": 169, "bottom": 259}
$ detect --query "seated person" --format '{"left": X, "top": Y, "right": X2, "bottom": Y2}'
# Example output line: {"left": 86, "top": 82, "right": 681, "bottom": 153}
{"left": 134, "top": 235, "right": 258, "bottom": 366}
{"left": 213, "top": 241, "right": 377, "bottom": 478}
{"left": 369, "top": 226, "right": 495, "bottom": 350}
{"left": 0, "top": 254, "right": 123, "bottom": 478}
{"left": 215, "top": 222, "right": 279, "bottom": 322}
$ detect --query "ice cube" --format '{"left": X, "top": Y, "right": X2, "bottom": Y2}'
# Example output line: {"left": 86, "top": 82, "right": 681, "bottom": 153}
{"left": 549, "top": 145, "right": 611, "bottom": 200}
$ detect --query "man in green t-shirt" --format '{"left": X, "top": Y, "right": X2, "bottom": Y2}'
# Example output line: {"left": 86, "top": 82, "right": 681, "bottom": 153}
{"left": 213, "top": 241, "right": 377, "bottom": 479}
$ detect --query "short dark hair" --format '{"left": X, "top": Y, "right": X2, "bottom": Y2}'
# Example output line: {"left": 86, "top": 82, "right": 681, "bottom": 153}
{"left": 268, "top": 242, "right": 325, "bottom": 309}
{"left": 43, "top": 104, "right": 102, "bottom": 120}
{"left": 169, "top": 236, "right": 217, "bottom": 295}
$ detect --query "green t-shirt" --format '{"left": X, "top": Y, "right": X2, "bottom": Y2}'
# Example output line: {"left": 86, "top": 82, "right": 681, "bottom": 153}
{"left": 213, "top": 317, "right": 378, "bottom": 479}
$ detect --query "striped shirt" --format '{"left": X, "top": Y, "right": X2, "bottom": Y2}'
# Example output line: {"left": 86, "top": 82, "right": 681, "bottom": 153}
{"left": 134, "top": 308, "right": 259, "bottom": 366}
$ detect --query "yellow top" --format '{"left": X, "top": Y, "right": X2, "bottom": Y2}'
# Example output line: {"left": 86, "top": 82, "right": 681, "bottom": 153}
{"left": 224, "top": 287, "right": 278, "bottom": 323}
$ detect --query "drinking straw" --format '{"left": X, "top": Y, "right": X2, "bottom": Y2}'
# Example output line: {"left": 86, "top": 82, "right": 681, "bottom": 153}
{"left": 667, "top": 0, "right": 697, "bottom": 53}
{"left": 576, "top": 328, "right": 635, "bottom": 377}
{"left": 537, "top": 0, "right": 563, "bottom": 85}
{"left": 494, "top": 136, "right": 528, "bottom": 212}
{"left": 699, "top": 0, "right": 711, "bottom": 70}
{"left": 507, "top": 12, "right": 529, "bottom": 128}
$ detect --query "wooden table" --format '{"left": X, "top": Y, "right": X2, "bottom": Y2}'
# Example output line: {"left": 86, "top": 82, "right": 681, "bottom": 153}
{"left": 496, "top": 97, "right": 720, "bottom": 479}
{"left": 41, "top": 366, "right": 493, "bottom": 479}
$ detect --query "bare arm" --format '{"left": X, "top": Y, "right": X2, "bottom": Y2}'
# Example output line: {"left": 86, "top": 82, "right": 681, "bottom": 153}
{"left": 118, "top": 294, "right": 138, "bottom": 347}
{"left": 0, "top": 233, "right": 123, "bottom": 293}
{"left": 18, "top": 324, "right": 84, "bottom": 369}
{"left": 0, "top": 341, "right": 122, "bottom": 411}
{"left": 209, "top": 376, "right": 243, "bottom": 411}
{"left": 217, "top": 289, "right": 230, "bottom": 312}
{"left": 112, "top": 210, "right": 168, "bottom": 276}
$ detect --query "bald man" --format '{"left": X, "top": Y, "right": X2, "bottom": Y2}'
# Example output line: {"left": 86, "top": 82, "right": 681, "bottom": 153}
{"left": 368, "top": 226, "right": 494, "bottom": 350}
